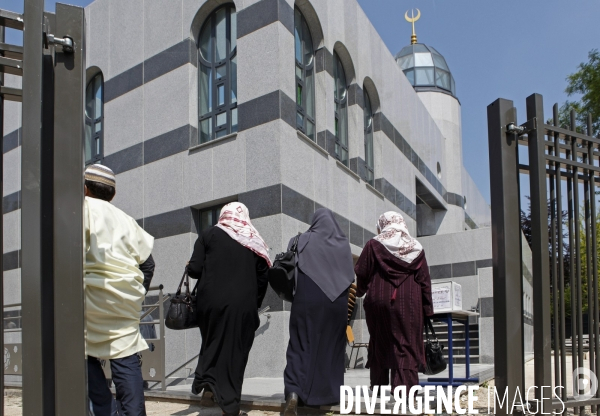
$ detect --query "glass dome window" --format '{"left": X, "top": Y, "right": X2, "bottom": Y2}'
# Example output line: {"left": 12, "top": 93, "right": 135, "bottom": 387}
{"left": 394, "top": 43, "right": 456, "bottom": 97}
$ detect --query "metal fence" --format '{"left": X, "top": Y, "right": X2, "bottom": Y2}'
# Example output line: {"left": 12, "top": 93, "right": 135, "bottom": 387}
{"left": 488, "top": 93, "right": 600, "bottom": 415}
{"left": 2, "top": 286, "right": 172, "bottom": 392}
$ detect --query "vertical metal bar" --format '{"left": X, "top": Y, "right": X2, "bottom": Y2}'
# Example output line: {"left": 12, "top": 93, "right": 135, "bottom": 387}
{"left": 487, "top": 98, "right": 524, "bottom": 415}
{"left": 554, "top": 104, "right": 568, "bottom": 401}
{"left": 465, "top": 318, "right": 471, "bottom": 378}
{"left": 526, "top": 93, "right": 552, "bottom": 414}
{"left": 549, "top": 115, "right": 560, "bottom": 389}
{"left": 567, "top": 123, "right": 578, "bottom": 385}
{"left": 159, "top": 287, "right": 166, "bottom": 391}
{"left": 40, "top": 12, "right": 57, "bottom": 413}
{"left": 571, "top": 110, "right": 585, "bottom": 416}
{"left": 447, "top": 314, "right": 453, "bottom": 383}
{"left": 21, "top": 0, "right": 55, "bottom": 414}
{"left": 584, "top": 118, "right": 595, "bottom": 414}
{"left": 53, "top": 4, "right": 87, "bottom": 413}
{"left": 588, "top": 113, "right": 600, "bottom": 410}
{"left": 0, "top": 24, "right": 5, "bottom": 416}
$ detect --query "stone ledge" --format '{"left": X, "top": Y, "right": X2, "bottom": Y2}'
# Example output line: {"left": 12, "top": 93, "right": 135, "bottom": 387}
{"left": 188, "top": 133, "right": 237, "bottom": 152}
{"left": 336, "top": 160, "right": 360, "bottom": 182}
{"left": 365, "top": 182, "right": 384, "bottom": 200}
{"left": 297, "top": 130, "right": 329, "bottom": 157}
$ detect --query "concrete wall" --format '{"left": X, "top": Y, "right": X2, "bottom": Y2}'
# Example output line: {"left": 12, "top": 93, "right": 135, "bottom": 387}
{"left": 419, "top": 228, "right": 533, "bottom": 365}
{"left": 462, "top": 167, "right": 491, "bottom": 229}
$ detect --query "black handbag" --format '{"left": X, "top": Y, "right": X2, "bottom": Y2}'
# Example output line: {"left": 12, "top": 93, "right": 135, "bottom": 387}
{"left": 423, "top": 316, "right": 447, "bottom": 375}
{"left": 268, "top": 233, "right": 301, "bottom": 302}
{"left": 165, "top": 267, "right": 199, "bottom": 330}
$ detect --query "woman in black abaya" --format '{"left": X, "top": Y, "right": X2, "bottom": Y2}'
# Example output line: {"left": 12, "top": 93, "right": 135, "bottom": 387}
{"left": 187, "top": 202, "right": 270, "bottom": 416}
{"left": 283, "top": 208, "right": 355, "bottom": 416}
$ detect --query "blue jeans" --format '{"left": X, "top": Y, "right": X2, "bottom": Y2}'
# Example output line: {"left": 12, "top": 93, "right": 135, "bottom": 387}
{"left": 88, "top": 354, "right": 147, "bottom": 416}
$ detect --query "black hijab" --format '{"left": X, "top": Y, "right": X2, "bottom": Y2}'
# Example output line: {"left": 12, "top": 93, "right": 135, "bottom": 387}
{"left": 295, "top": 208, "right": 355, "bottom": 301}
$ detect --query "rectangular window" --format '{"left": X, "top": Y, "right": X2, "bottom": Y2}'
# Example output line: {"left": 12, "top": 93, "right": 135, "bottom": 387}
{"left": 216, "top": 112, "right": 227, "bottom": 127}
{"left": 199, "top": 204, "right": 228, "bottom": 232}
{"left": 199, "top": 66, "right": 212, "bottom": 116}
{"left": 231, "top": 108, "right": 238, "bottom": 132}
{"left": 200, "top": 118, "right": 212, "bottom": 144}
{"left": 217, "top": 84, "right": 225, "bottom": 106}
{"left": 297, "top": 84, "right": 303, "bottom": 107}
{"left": 85, "top": 123, "right": 92, "bottom": 162}
{"left": 297, "top": 112, "right": 304, "bottom": 128}
{"left": 231, "top": 56, "right": 237, "bottom": 103}
{"left": 306, "top": 120, "right": 315, "bottom": 141}
{"left": 216, "top": 65, "right": 226, "bottom": 80}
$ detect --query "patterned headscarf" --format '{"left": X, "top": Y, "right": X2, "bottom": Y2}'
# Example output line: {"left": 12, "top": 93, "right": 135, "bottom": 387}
{"left": 216, "top": 202, "right": 272, "bottom": 267}
{"left": 373, "top": 211, "right": 423, "bottom": 263}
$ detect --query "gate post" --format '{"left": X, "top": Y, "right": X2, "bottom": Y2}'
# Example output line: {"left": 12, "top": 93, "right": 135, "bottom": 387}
{"left": 487, "top": 98, "right": 524, "bottom": 414}
{"left": 526, "top": 93, "right": 552, "bottom": 412}
{"left": 53, "top": 4, "right": 87, "bottom": 414}
{"left": 21, "top": 0, "right": 56, "bottom": 414}
{"left": 0, "top": 24, "right": 4, "bottom": 416}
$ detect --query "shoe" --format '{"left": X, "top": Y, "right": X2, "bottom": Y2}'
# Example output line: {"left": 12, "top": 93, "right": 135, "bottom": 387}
{"left": 283, "top": 392, "right": 298, "bottom": 416}
{"left": 200, "top": 389, "right": 215, "bottom": 407}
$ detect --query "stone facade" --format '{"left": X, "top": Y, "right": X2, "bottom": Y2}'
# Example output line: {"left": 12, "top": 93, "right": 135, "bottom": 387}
{"left": 2, "top": 0, "right": 505, "bottom": 382}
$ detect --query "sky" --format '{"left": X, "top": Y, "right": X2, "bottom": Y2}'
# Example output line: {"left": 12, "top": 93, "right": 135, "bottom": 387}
{"left": 2, "top": 0, "right": 599, "bottom": 203}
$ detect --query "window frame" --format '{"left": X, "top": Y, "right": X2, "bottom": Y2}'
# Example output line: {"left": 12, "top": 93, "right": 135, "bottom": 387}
{"left": 333, "top": 52, "right": 349, "bottom": 166}
{"left": 294, "top": 8, "right": 316, "bottom": 141}
{"left": 85, "top": 73, "right": 104, "bottom": 165}
{"left": 199, "top": 203, "right": 227, "bottom": 232}
{"left": 363, "top": 89, "right": 374, "bottom": 186}
{"left": 198, "top": 4, "right": 238, "bottom": 145}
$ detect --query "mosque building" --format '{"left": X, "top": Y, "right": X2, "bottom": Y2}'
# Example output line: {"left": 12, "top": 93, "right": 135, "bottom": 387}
{"left": 2, "top": 0, "right": 533, "bottom": 383}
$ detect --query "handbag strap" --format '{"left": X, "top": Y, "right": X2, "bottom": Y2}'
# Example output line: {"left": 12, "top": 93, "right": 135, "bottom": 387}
{"left": 424, "top": 316, "right": 438, "bottom": 341}
{"left": 175, "top": 268, "right": 188, "bottom": 296}
{"left": 290, "top": 233, "right": 301, "bottom": 253}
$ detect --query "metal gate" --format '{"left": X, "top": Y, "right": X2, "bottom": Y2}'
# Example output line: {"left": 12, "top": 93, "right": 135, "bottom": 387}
{"left": 489, "top": 93, "right": 600, "bottom": 414}
{"left": 1, "top": 1, "right": 87, "bottom": 414}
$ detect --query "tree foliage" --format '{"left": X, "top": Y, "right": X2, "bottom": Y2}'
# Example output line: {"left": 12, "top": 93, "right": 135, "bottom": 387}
{"left": 554, "top": 49, "right": 600, "bottom": 136}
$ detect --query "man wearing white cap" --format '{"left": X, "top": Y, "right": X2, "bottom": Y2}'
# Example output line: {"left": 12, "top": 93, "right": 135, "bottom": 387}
{"left": 83, "top": 164, "right": 155, "bottom": 416}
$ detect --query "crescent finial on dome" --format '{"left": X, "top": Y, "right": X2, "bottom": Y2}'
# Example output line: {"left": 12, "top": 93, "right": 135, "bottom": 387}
{"left": 404, "top": 8, "right": 421, "bottom": 45}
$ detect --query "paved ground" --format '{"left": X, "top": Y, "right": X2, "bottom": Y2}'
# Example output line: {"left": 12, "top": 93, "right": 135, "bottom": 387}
{"left": 3, "top": 366, "right": 496, "bottom": 415}
{"left": 3, "top": 396, "right": 283, "bottom": 416}
{"left": 160, "top": 366, "right": 494, "bottom": 410}
{"left": 5, "top": 355, "right": 600, "bottom": 414}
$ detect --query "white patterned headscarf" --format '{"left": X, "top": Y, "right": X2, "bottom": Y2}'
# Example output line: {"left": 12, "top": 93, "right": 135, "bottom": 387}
{"left": 373, "top": 211, "right": 423, "bottom": 263}
{"left": 216, "top": 202, "right": 272, "bottom": 267}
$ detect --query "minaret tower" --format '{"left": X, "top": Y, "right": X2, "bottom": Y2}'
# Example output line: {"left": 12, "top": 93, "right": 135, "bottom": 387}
{"left": 396, "top": 10, "right": 465, "bottom": 233}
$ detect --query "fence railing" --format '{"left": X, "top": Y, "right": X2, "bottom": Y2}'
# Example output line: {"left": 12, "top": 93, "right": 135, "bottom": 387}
{"left": 488, "top": 93, "right": 600, "bottom": 415}
{"left": 4, "top": 289, "right": 271, "bottom": 393}
{"left": 3, "top": 285, "right": 171, "bottom": 391}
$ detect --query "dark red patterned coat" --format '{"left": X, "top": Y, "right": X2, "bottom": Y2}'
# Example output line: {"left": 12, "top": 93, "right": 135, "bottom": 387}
{"left": 354, "top": 239, "right": 434, "bottom": 372}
